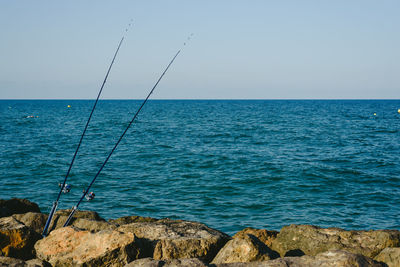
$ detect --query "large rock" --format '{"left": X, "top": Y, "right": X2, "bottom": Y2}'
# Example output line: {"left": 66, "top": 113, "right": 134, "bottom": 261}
{"left": 270, "top": 224, "right": 400, "bottom": 258}
{"left": 374, "top": 247, "right": 400, "bottom": 267}
{"left": 233, "top": 228, "right": 278, "bottom": 248}
{"left": 35, "top": 226, "right": 141, "bottom": 266}
{"left": 211, "top": 234, "right": 279, "bottom": 264}
{"left": 0, "top": 217, "right": 41, "bottom": 260}
{"left": 117, "top": 218, "right": 231, "bottom": 263}
{"left": 0, "top": 199, "right": 40, "bottom": 218}
{"left": 0, "top": 256, "right": 51, "bottom": 267}
{"left": 125, "top": 257, "right": 208, "bottom": 267}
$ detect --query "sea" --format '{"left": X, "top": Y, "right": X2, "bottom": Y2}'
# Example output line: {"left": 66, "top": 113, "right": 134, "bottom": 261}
{"left": 1, "top": 100, "right": 399, "bottom": 235}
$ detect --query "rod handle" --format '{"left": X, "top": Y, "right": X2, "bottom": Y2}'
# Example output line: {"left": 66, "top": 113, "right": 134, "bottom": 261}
{"left": 42, "top": 201, "right": 58, "bottom": 237}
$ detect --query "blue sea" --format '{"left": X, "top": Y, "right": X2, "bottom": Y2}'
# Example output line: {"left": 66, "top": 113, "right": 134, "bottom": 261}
{"left": 1, "top": 100, "right": 400, "bottom": 235}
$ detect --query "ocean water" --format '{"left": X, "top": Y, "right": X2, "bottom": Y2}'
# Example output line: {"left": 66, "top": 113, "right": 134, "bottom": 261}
{"left": 1, "top": 100, "right": 399, "bottom": 235}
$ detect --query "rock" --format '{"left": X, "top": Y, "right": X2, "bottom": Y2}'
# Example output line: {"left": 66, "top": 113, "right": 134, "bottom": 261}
{"left": 110, "top": 216, "right": 159, "bottom": 226}
{"left": 53, "top": 208, "right": 105, "bottom": 221}
{"left": 12, "top": 213, "right": 48, "bottom": 235}
{"left": 374, "top": 247, "right": 400, "bottom": 267}
{"left": 25, "top": 258, "right": 52, "bottom": 267}
{"left": 118, "top": 218, "right": 231, "bottom": 262}
{"left": 211, "top": 250, "right": 385, "bottom": 267}
{"left": 233, "top": 228, "right": 278, "bottom": 247}
{"left": 0, "top": 199, "right": 40, "bottom": 218}
{"left": 12, "top": 211, "right": 114, "bottom": 235}
{"left": 125, "top": 258, "right": 164, "bottom": 267}
{"left": 125, "top": 258, "right": 208, "bottom": 267}
{"left": 270, "top": 224, "right": 400, "bottom": 258}
{"left": 0, "top": 256, "right": 26, "bottom": 267}
{"left": 35, "top": 226, "right": 141, "bottom": 266}
{"left": 211, "top": 234, "right": 279, "bottom": 264}
{"left": 0, "top": 217, "right": 41, "bottom": 260}
{"left": 0, "top": 257, "right": 51, "bottom": 267}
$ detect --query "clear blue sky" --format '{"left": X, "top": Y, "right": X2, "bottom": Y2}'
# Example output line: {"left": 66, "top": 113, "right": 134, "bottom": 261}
{"left": 1, "top": 1, "right": 399, "bottom": 99}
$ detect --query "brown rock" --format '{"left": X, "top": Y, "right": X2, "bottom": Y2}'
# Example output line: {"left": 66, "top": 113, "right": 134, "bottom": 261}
{"left": 118, "top": 218, "right": 230, "bottom": 262}
{"left": 233, "top": 228, "right": 278, "bottom": 247}
{"left": 211, "top": 234, "right": 279, "bottom": 264}
{"left": 374, "top": 247, "right": 400, "bottom": 267}
{"left": 0, "top": 217, "right": 41, "bottom": 260}
{"left": 270, "top": 224, "right": 400, "bottom": 258}
{"left": 110, "top": 216, "right": 159, "bottom": 226}
{"left": 0, "top": 199, "right": 40, "bottom": 218}
{"left": 35, "top": 226, "right": 141, "bottom": 266}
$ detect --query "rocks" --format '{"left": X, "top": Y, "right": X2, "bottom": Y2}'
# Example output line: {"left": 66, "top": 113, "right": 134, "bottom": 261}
{"left": 211, "top": 234, "right": 279, "bottom": 264}
{"left": 35, "top": 226, "right": 141, "bottom": 266}
{"left": 0, "top": 217, "right": 41, "bottom": 260}
{"left": 0, "top": 199, "right": 40, "bottom": 218}
{"left": 117, "top": 219, "right": 231, "bottom": 263}
{"left": 270, "top": 224, "right": 400, "bottom": 258}
{"left": 374, "top": 247, "right": 400, "bottom": 267}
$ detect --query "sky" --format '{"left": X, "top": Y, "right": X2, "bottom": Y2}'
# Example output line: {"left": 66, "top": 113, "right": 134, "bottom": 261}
{"left": 1, "top": 1, "right": 399, "bottom": 99}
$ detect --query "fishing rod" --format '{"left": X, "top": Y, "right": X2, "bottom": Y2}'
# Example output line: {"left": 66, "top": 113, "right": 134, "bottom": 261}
{"left": 42, "top": 21, "right": 133, "bottom": 237}
{"left": 63, "top": 34, "right": 193, "bottom": 227}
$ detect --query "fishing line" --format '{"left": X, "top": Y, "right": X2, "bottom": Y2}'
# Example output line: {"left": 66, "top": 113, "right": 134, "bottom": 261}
{"left": 63, "top": 34, "right": 194, "bottom": 227}
{"left": 42, "top": 20, "right": 134, "bottom": 237}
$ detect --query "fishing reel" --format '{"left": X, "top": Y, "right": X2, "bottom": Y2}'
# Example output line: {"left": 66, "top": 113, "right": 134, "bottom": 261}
{"left": 82, "top": 190, "right": 95, "bottom": 201}
{"left": 59, "top": 183, "right": 71, "bottom": 193}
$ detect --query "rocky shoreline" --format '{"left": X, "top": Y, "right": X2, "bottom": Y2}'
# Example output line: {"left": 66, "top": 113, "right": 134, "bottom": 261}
{"left": 1, "top": 198, "right": 399, "bottom": 266}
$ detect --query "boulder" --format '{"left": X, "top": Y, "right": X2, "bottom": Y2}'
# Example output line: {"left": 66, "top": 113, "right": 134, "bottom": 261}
{"left": 233, "top": 228, "right": 278, "bottom": 247}
{"left": 0, "top": 199, "right": 40, "bottom": 218}
{"left": 125, "top": 257, "right": 208, "bottom": 267}
{"left": 374, "top": 247, "right": 400, "bottom": 267}
{"left": 110, "top": 216, "right": 159, "bottom": 226}
{"left": 0, "top": 217, "right": 41, "bottom": 260}
{"left": 211, "top": 234, "right": 279, "bottom": 264}
{"left": 117, "top": 218, "right": 231, "bottom": 262}
{"left": 270, "top": 224, "right": 400, "bottom": 258}
{"left": 0, "top": 257, "right": 51, "bottom": 267}
{"left": 35, "top": 226, "right": 141, "bottom": 266}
